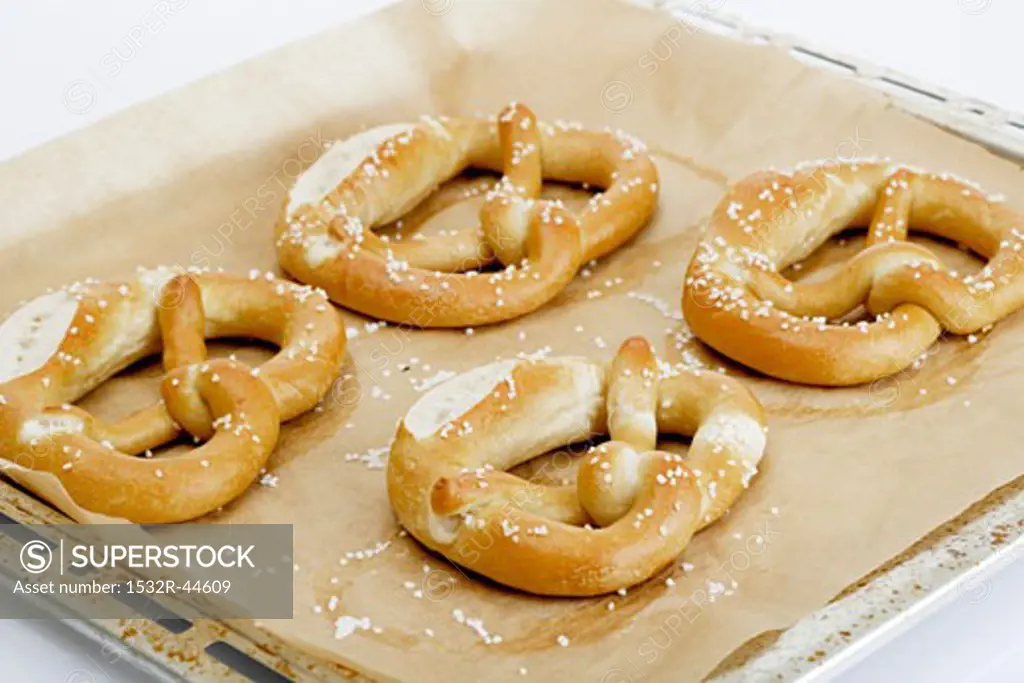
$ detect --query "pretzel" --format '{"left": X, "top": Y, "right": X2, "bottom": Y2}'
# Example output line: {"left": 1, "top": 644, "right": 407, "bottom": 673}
{"left": 276, "top": 102, "right": 659, "bottom": 327}
{"left": 0, "top": 267, "right": 346, "bottom": 523}
{"left": 683, "top": 160, "right": 1024, "bottom": 386}
{"left": 387, "top": 337, "right": 767, "bottom": 596}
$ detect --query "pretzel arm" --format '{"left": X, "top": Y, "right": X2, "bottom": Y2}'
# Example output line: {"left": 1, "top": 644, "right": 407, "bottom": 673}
{"left": 686, "top": 414, "right": 765, "bottom": 528}
{"left": 359, "top": 228, "right": 493, "bottom": 273}
{"left": 866, "top": 246, "right": 1024, "bottom": 334}
{"left": 321, "top": 125, "right": 472, "bottom": 232}
{"left": 546, "top": 130, "right": 660, "bottom": 261}
{"left": 361, "top": 176, "right": 499, "bottom": 272}
{"left": 158, "top": 274, "right": 214, "bottom": 434}
{"left": 577, "top": 442, "right": 663, "bottom": 527}
{"left": 49, "top": 405, "right": 180, "bottom": 457}
{"left": 158, "top": 275, "right": 208, "bottom": 371}
{"left": 867, "top": 170, "right": 914, "bottom": 245}
{"left": 434, "top": 454, "right": 702, "bottom": 597}
{"left": 431, "top": 470, "right": 589, "bottom": 526}
{"left": 606, "top": 337, "right": 658, "bottom": 451}
{"left": 745, "top": 241, "right": 942, "bottom": 319}
{"left": 307, "top": 205, "right": 582, "bottom": 328}
{"left": 651, "top": 369, "right": 767, "bottom": 527}
{"left": 478, "top": 103, "right": 544, "bottom": 266}
{"left": 198, "top": 275, "right": 345, "bottom": 422}
{"left": 687, "top": 276, "right": 942, "bottom": 385}
{"left": 255, "top": 302, "right": 345, "bottom": 422}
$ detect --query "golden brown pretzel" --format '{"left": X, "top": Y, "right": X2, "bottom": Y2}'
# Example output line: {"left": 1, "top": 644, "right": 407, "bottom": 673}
{"left": 683, "top": 160, "right": 1024, "bottom": 386}
{"left": 276, "top": 102, "right": 659, "bottom": 327}
{"left": 387, "top": 337, "right": 767, "bottom": 596}
{"left": 0, "top": 267, "right": 346, "bottom": 522}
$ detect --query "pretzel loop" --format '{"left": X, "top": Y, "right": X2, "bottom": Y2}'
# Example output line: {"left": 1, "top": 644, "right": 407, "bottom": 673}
{"left": 684, "top": 161, "right": 1024, "bottom": 385}
{"left": 0, "top": 269, "right": 346, "bottom": 522}
{"left": 277, "top": 102, "right": 659, "bottom": 327}
{"left": 388, "top": 337, "right": 767, "bottom": 596}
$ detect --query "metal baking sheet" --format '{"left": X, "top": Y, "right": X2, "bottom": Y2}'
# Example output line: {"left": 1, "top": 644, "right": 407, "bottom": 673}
{"left": 2, "top": 1, "right": 1023, "bottom": 681}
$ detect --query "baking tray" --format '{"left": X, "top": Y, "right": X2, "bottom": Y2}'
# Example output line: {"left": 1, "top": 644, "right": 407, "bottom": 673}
{"left": 2, "top": 1, "right": 1022, "bottom": 680}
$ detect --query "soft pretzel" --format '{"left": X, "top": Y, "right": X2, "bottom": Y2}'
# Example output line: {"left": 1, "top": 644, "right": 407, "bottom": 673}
{"left": 387, "top": 337, "right": 767, "bottom": 596}
{"left": 683, "top": 160, "right": 1024, "bottom": 386}
{"left": 276, "top": 102, "right": 659, "bottom": 327}
{"left": 0, "top": 267, "right": 346, "bottom": 522}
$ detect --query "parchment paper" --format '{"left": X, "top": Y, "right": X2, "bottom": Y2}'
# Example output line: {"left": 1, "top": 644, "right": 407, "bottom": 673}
{"left": 2, "top": 0, "right": 1023, "bottom": 681}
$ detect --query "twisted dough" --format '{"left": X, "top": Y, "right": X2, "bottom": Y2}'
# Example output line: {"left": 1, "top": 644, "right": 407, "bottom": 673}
{"left": 683, "top": 160, "right": 1024, "bottom": 385}
{"left": 0, "top": 268, "right": 345, "bottom": 522}
{"left": 387, "top": 337, "right": 767, "bottom": 596}
{"left": 277, "top": 102, "right": 659, "bottom": 327}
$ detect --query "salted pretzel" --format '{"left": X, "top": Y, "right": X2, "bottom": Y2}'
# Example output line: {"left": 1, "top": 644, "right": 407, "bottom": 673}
{"left": 276, "top": 102, "right": 659, "bottom": 327}
{"left": 387, "top": 337, "right": 767, "bottom": 596}
{"left": 683, "top": 160, "right": 1024, "bottom": 386}
{"left": 0, "top": 267, "right": 345, "bottom": 523}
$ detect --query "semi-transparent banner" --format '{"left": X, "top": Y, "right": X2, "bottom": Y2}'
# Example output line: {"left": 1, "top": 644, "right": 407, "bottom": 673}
{"left": 0, "top": 523, "right": 293, "bottom": 619}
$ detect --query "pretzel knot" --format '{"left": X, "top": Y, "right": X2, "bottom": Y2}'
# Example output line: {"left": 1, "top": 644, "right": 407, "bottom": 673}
{"left": 276, "top": 102, "right": 659, "bottom": 327}
{"left": 387, "top": 337, "right": 767, "bottom": 596}
{"left": 0, "top": 268, "right": 346, "bottom": 523}
{"left": 683, "top": 161, "right": 1024, "bottom": 386}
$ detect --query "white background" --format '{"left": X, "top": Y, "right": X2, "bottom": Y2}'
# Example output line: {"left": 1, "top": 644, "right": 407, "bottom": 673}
{"left": 1, "top": 1, "right": 1022, "bottom": 681}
